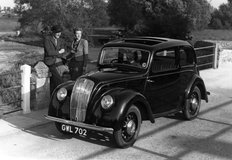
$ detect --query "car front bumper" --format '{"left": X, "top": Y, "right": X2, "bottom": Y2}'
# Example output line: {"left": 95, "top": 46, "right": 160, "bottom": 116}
{"left": 44, "top": 115, "right": 114, "bottom": 134}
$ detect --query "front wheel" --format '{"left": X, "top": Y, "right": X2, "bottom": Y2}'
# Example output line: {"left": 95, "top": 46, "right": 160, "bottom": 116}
{"left": 113, "top": 105, "right": 141, "bottom": 148}
{"left": 183, "top": 86, "right": 201, "bottom": 120}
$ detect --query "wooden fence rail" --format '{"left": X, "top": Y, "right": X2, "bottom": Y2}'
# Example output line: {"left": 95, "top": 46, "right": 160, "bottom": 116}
{"left": 194, "top": 43, "right": 218, "bottom": 70}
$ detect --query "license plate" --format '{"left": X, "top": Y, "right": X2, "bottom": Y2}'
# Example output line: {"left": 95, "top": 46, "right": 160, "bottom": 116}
{"left": 61, "top": 124, "right": 87, "bottom": 136}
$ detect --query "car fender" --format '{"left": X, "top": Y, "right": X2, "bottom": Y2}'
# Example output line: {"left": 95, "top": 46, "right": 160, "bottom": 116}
{"left": 48, "top": 81, "right": 75, "bottom": 117}
{"left": 185, "top": 74, "right": 208, "bottom": 102}
{"left": 93, "top": 88, "right": 154, "bottom": 130}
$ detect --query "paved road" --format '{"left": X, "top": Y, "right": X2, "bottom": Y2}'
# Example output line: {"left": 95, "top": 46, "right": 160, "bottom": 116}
{"left": 0, "top": 64, "right": 231, "bottom": 160}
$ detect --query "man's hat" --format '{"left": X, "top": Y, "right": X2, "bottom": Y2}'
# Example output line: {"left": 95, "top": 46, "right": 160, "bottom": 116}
{"left": 51, "top": 25, "right": 63, "bottom": 33}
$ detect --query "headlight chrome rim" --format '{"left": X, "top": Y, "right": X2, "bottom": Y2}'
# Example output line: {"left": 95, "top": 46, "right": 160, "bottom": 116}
{"left": 101, "top": 95, "right": 114, "bottom": 109}
{"left": 57, "top": 87, "right": 67, "bottom": 101}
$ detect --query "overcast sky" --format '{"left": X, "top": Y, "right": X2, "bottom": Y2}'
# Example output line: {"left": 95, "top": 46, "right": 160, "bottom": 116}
{"left": 0, "top": 0, "right": 15, "bottom": 8}
{"left": 0, "top": 0, "right": 229, "bottom": 9}
{"left": 209, "top": 0, "right": 228, "bottom": 8}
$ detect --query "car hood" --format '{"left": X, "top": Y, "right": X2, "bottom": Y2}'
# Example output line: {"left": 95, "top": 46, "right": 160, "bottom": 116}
{"left": 83, "top": 69, "right": 143, "bottom": 84}
{"left": 62, "top": 69, "right": 146, "bottom": 122}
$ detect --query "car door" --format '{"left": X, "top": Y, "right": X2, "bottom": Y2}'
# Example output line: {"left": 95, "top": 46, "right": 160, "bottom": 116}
{"left": 145, "top": 47, "right": 181, "bottom": 114}
{"left": 178, "top": 46, "right": 196, "bottom": 102}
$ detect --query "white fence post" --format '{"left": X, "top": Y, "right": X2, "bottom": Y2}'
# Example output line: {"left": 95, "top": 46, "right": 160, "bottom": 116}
{"left": 20, "top": 64, "right": 31, "bottom": 114}
{"left": 213, "top": 43, "right": 219, "bottom": 69}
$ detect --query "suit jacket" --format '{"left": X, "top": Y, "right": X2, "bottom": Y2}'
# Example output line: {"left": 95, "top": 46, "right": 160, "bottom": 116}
{"left": 44, "top": 35, "right": 66, "bottom": 66}
{"left": 70, "top": 39, "right": 88, "bottom": 67}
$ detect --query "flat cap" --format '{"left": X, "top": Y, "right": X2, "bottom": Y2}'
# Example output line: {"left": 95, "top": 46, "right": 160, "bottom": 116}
{"left": 51, "top": 25, "right": 63, "bottom": 33}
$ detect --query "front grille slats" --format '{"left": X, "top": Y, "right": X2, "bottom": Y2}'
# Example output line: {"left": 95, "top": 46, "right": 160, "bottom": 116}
{"left": 70, "top": 78, "right": 95, "bottom": 122}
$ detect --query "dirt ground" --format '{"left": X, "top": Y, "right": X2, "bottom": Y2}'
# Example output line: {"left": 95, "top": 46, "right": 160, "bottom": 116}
{"left": 200, "top": 49, "right": 232, "bottom": 93}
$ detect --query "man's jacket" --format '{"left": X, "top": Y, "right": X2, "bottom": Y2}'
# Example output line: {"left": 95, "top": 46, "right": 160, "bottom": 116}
{"left": 44, "top": 35, "right": 66, "bottom": 66}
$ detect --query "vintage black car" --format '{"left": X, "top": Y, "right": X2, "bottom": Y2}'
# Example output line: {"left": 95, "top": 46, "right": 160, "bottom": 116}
{"left": 45, "top": 37, "right": 209, "bottom": 148}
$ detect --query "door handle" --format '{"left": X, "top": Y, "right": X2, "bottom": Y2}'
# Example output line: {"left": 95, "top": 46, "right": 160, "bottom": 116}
{"left": 147, "top": 79, "right": 154, "bottom": 83}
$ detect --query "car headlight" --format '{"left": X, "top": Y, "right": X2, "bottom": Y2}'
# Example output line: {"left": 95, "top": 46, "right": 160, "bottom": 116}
{"left": 101, "top": 95, "right": 114, "bottom": 109}
{"left": 57, "top": 88, "right": 67, "bottom": 101}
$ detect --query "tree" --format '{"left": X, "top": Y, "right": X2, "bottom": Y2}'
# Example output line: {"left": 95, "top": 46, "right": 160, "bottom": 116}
{"left": 209, "top": 1, "right": 232, "bottom": 29}
{"left": 15, "top": 0, "right": 109, "bottom": 42}
{"left": 184, "top": 0, "right": 212, "bottom": 30}
{"left": 107, "top": 0, "right": 142, "bottom": 30}
{"left": 107, "top": 0, "right": 211, "bottom": 39}
{"left": 139, "top": 0, "right": 191, "bottom": 39}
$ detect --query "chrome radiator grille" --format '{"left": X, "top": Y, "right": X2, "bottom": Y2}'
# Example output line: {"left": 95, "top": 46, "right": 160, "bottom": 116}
{"left": 70, "top": 78, "right": 95, "bottom": 122}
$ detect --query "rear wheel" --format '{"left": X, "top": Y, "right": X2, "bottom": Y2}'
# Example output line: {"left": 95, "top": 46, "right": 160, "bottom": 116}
{"left": 113, "top": 105, "right": 141, "bottom": 148}
{"left": 183, "top": 86, "right": 201, "bottom": 120}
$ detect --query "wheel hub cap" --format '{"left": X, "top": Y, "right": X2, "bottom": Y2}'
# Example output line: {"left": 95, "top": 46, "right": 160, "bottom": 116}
{"left": 126, "top": 120, "right": 136, "bottom": 136}
{"left": 190, "top": 98, "right": 198, "bottom": 111}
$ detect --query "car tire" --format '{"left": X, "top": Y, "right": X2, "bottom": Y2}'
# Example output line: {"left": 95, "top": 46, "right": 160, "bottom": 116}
{"left": 55, "top": 122, "right": 71, "bottom": 135}
{"left": 183, "top": 86, "right": 201, "bottom": 120}
{"left": 113, "top": 105, "right": 141, "bottom": 148}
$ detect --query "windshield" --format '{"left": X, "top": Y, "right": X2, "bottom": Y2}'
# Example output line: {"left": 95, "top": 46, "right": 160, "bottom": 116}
{"left": 99, "top": 47, "right": 150, "bottom": 70}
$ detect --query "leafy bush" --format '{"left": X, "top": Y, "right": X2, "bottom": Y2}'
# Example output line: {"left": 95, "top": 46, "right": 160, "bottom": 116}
{"left": 0, "top": 65, "right": 21, "bottom": 110}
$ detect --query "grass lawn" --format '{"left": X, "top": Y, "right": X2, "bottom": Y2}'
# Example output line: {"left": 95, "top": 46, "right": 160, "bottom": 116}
{"left": 192, "top": 29, "right": 232, "bottom": 41}
{"left": 0, "top": 17, "right": 19, "bottom": 32}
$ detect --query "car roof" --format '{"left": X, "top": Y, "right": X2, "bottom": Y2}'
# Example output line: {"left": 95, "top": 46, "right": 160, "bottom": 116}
{"left": 103, "top": 37, "right": 192, "bottom": 51}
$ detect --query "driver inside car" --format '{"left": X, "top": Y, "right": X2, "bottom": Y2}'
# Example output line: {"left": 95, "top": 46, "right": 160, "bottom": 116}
{"left": 126, "top": 51, "right": 142, "bottom": 67}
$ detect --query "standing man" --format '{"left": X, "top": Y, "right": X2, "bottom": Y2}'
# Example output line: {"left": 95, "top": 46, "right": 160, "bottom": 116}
{"left": 69, "top": 27, "right": 88, "bottom": 80}
{"left": 44, "top": 25, "right": 68, "bottom": 93}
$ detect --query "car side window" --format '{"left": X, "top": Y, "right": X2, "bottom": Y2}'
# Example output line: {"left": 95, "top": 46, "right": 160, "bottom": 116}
{"left": 152, "top": 48, "right": 178, "bottom": 73}
{"left": 179, "top": 46, "right": 195, "bottom": 66}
